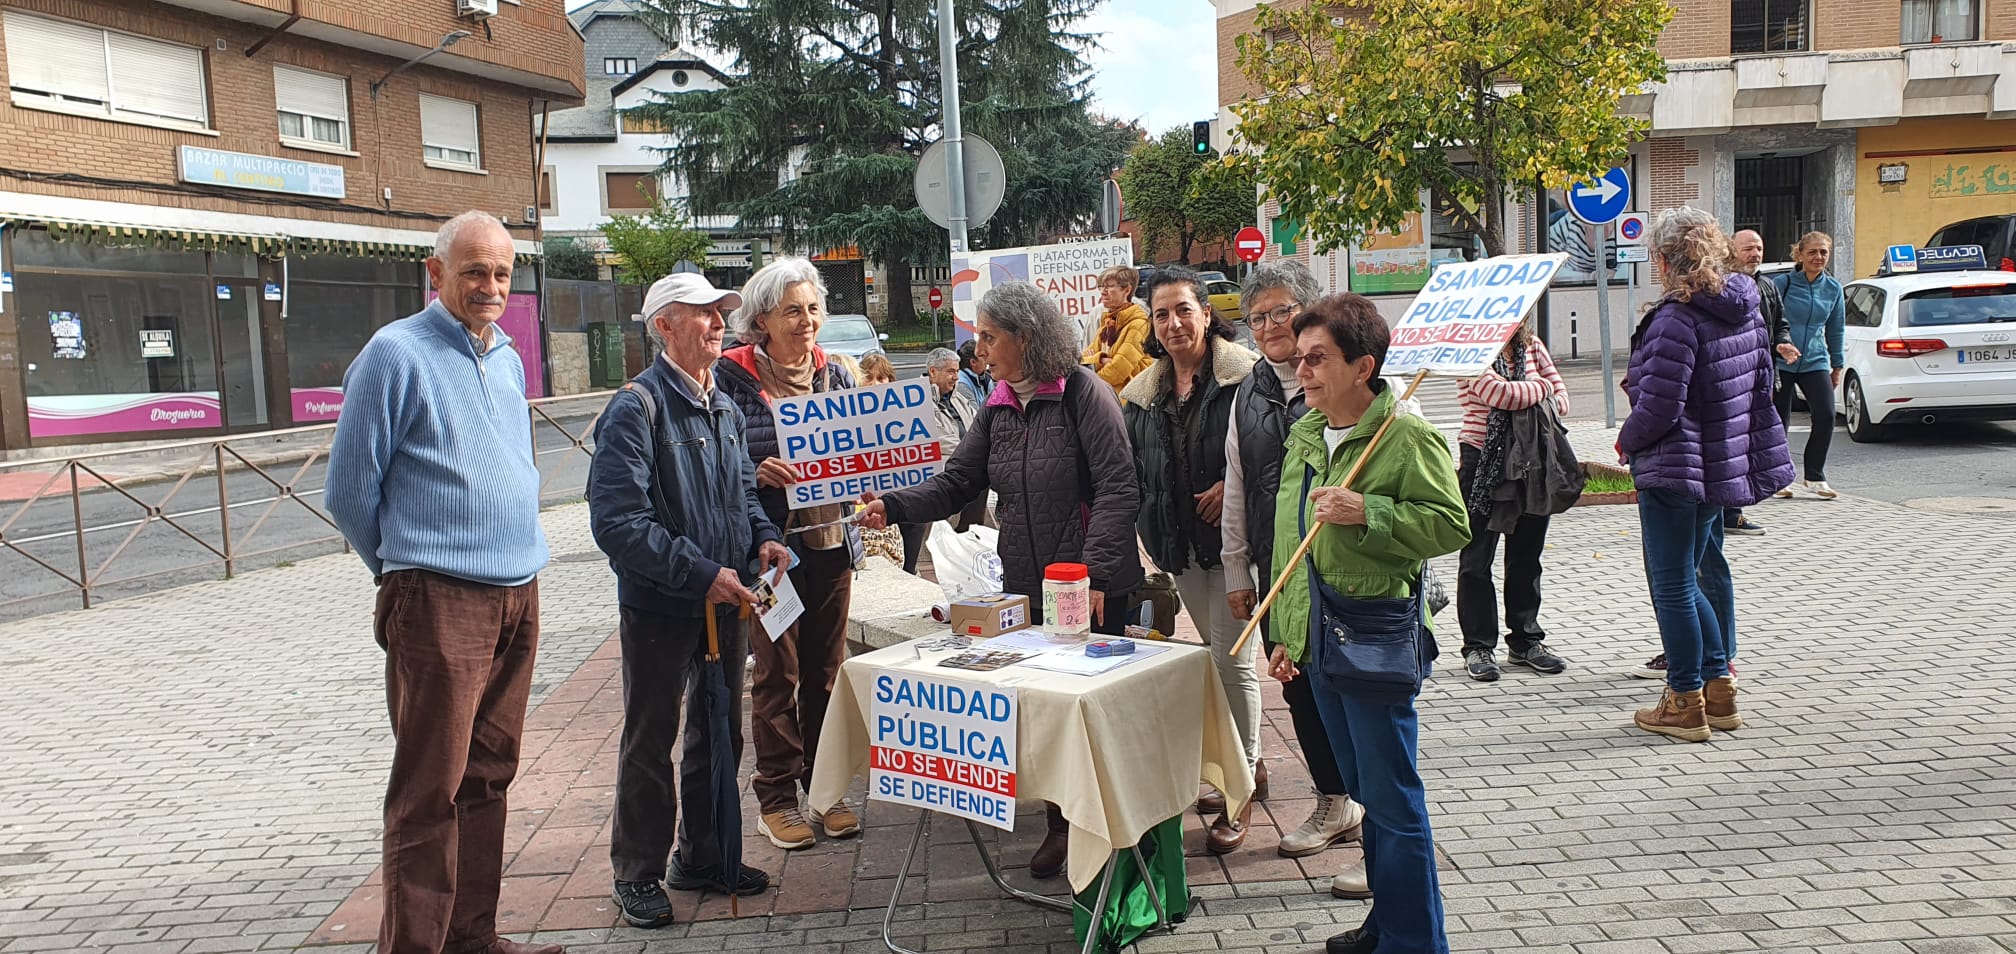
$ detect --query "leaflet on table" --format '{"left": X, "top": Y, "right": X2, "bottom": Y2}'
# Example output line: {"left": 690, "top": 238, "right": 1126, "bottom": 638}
{"left": 970, "top": 629, "right": 1087, "bottom": 654}
{"left": 1017, "top": 641, "right": 1170, "bottom": 676}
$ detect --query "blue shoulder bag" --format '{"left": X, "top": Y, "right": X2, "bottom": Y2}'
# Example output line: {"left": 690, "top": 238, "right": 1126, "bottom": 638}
{"left": 1298, "top": 464, "right": 1434, "bottom": 697}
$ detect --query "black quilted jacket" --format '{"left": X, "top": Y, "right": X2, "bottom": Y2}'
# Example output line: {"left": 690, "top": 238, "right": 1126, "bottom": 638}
{"left": 882, "top": 366, "right": 1144, "bottom": 600}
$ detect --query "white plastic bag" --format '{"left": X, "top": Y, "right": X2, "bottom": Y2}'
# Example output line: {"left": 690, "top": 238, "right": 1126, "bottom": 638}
{"left": 926, "top": 521, "right": 1003, "bottom": 602}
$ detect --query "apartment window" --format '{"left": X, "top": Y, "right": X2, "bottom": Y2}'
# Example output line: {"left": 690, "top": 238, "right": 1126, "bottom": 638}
{"left": 605, "top": 57, "right": 638, "bottom": 76}
{"left": 1902, "top": 0, "right": 1978, "bottom": 43}
{"left": 603, "top": 170, "right": 659, "bottom": 213}
{"left": 619, "top": 110, "right": 672, "bottom": 135}
{"left": 1731, "top": 0, "right": 1809, "bottom": 54}
{"left": 3, "top": 11, "right": 209, "bottom": 129}
{"left": 274, "top": 65, "right": 350, "bottom": 149}
{"left": 419, "top": 94, "right": 481, "bottom": 170}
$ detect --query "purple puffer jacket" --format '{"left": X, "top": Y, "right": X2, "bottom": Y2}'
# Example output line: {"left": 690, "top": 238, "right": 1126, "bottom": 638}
{"left": 1619, "top": 272, "right": 1795, "bottom": 507}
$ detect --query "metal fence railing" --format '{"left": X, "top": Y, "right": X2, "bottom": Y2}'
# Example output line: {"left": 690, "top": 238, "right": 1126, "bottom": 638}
{"left": 0, "top": 389, "right": 615, "bottom": 615}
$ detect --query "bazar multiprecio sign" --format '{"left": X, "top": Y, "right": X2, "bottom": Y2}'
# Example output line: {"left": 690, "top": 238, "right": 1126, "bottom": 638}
{"left": 179, "top": 146, "right": 345, "bottom": 199}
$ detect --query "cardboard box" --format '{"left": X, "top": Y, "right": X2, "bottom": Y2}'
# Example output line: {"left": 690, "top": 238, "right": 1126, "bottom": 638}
{"left": 948, "top": 594, "right": 1031, "bottom": 639}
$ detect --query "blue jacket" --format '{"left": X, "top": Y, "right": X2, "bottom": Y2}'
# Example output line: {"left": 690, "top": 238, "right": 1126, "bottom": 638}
{"left": 1771, "top": 270, "right": 1845, "bottom": 374}
{"left": 327, "top": 301, "right": 547, "bottom": 586}
{"left": 587, "top": 357, "right": 781, "bottom": 616}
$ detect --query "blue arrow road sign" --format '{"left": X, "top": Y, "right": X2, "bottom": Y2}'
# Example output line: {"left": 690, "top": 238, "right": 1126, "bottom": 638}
{"left": 1567, "top": 167, "right": 1632, "bottom": 226}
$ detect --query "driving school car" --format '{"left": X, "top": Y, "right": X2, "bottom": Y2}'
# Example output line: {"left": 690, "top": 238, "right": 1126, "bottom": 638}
{"left": 1840, "top": 244, "right": 2016, "bottom": 442}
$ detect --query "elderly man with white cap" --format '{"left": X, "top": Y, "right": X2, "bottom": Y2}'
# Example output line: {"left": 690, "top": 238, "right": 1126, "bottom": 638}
{"left": 587, "top": 271, "right": 791, "bottom": 928}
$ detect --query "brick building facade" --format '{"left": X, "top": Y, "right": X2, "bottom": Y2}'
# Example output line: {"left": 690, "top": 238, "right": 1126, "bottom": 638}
{"left": 0, "top": 0, "right": 582, "bottom": 449}
{"left": 1210, "top": 0, "right": 2016, "bottom": 354}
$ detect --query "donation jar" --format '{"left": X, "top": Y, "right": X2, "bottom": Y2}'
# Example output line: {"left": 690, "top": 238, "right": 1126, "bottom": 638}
{"left": 1042, "top": 562, "right": 1092, "bottom": 637}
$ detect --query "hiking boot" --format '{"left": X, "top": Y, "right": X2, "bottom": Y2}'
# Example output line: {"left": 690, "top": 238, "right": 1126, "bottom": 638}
{"left": 1463, "top": 648, "right": 1500, "bottom": 682}
{"left": 1507, "top": 642, "right": 1568, "bottom": 674}
{"left": 1030, "top": 803, "right": 1069, "bottom": 879}
{"left": 813, "top": 800, "right": 862, "bottom": 838}
{"left": 1704, "top": 676, "right": 1743, "bottom": 731}
{"left": 1278, "top": 794, "right": 1365, "bottom": 858}
{"left": 1628, "top": 653, "right": 1668, "bottom": 679}
{"left": 610, "top": 880, "right": 674, "bottom": 928}
{"left": 1329, "top": 856, "right": 1372, "bottom": 900}
{"left": 1206, "top": 795, "right": 1254, "bottom": 854}
{"left": 666, "top": 857, "right": 771, "bottom": 896}
{"left": 758, "top": 807, "right": 817, "bottom": 850}
{"left": 1634, "top": 688, "right": 1711, "bottom": 742}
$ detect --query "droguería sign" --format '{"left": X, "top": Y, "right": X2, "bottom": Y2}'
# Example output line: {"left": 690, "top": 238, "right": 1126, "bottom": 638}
{"left": 773, "top": 380, "right": 945, "bottom": 510}
{"left": 1384, "top": 253, "right": 1568, "bottom": 376}
{"left": 868, "top": 669, "right": 1018, "bottom": 830}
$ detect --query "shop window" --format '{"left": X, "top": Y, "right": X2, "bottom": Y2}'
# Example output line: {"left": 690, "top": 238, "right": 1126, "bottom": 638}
{"left": 603, "top": 170, "right": 660, "bottom": 213}
{"left": 1731, "top": 0, "right": 1809, "bottom": 54}
{"left": 274, "top": 64, "right": 351, "bottom": 150}
{"left": 2, "top": 10, "right": 210, "bottom": 129}
{"left": 285, "top": 259, "right": 423, "bottom": 412}
{"left": 10, "top": 232, "right": 223, "bottom": 439}
{"left": 605, "top": 57, "right": 638, "bottom": 76}
{"left": 1901, "top": 0, "right": 1978, "bottom": 44}
{"left": 419, "top": 94, "right": 481, "bottom": 170}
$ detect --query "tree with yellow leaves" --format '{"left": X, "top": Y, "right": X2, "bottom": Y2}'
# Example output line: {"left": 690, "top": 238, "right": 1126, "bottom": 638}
{"left": 1230, "top": 0, "right": 1670, "bottom": 257}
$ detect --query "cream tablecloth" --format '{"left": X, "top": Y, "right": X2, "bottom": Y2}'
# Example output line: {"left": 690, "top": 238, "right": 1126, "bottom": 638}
{"left": 808, "top": 639, "right": 1254, "bottom": 893}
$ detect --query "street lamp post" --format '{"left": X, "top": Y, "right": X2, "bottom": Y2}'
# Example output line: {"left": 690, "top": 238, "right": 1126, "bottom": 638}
{"left": 937, "top": 0, "right": 968, "bottom": 257}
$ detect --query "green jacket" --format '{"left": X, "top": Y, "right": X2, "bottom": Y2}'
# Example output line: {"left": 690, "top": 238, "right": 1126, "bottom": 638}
{"left": 1268, "top": 387, "right": 1471, "bottom": 663}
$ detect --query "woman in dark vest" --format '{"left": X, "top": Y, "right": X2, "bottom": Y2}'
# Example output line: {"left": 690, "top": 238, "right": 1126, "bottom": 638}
{"left": 1220, "top": 260, "right": 1369, "bottom": 897}
{"left": 1121, "top": 266, "right": 1261, "bottom": 851}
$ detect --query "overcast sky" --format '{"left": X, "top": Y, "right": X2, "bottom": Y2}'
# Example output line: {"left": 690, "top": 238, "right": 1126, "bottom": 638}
{"left": 567, "top": 0, "right": 1217, "bottom": 137}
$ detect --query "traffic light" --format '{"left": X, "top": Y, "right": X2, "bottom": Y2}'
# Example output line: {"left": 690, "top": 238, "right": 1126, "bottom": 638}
{"left": 1192, "top": 120, "right": 1211, "bottom": 156}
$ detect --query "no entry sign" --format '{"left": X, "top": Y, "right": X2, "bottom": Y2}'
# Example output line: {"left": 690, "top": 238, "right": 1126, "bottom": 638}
{"left": 1234, "top": 226, "right": 1265, "bottom": 264}
{"left": 928, "top": 287, "right": 945, "bottom": 309}
{"left": 1385, "top": 253, "right": 1569, "bottom": 376}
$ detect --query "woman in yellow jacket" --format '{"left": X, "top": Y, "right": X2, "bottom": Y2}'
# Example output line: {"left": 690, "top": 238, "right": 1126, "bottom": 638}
{"left": 1082, "top": 265, "right": 1153, "bottom": 391}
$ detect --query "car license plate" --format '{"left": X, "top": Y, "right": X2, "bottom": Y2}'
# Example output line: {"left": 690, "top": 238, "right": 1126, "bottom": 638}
{"left": 1957, "top": 348, "right": 2016, "bottom": 364}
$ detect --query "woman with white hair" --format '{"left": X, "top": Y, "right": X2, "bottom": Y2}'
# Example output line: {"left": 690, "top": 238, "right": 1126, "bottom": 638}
{"left": 714, "top": 256, "right": 863, "bottom": 852}
{"left": 855, "top": 281, "right": 1143, "bottom": 879}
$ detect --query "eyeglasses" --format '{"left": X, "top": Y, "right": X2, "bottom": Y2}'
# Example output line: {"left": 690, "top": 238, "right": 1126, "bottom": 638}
{"left": 1249, "top": 303, "right": 1301, "bottom": 328}
{"left": 1288, "top": 350, "right": 1334, "bottom": 370}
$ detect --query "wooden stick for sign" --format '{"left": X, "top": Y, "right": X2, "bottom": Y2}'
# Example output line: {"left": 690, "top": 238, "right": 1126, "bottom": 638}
{"left": 1228, "top": 368, "right": 1432, "bottom": 658}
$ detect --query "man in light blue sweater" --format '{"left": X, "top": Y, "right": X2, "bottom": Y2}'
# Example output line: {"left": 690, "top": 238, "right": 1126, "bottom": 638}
{"left": 326, "top": 211, "right": 559, "bottom": 954}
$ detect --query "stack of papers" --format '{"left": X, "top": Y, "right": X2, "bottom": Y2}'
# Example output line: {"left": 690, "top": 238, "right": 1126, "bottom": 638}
{"left": 958, "top": 630, "right": 1171, "bottom": 676}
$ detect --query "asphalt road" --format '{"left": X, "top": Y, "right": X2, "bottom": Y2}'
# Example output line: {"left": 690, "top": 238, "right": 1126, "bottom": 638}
{"left": 0, "top": 413, "right": 600, "bottom": 623}
{"left": 1546, "top": 356, "right": 2016, "bottom": 509}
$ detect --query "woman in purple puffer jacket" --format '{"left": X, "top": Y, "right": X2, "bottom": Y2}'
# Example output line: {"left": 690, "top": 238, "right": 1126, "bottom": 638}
{"left": 1618, "top": 207, "right": 1794, "bottom": 743}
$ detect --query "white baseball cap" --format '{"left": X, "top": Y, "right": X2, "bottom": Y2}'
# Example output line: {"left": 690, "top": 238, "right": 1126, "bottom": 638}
{"left": 639, "top": 272, "right": 742, "bottom": 320}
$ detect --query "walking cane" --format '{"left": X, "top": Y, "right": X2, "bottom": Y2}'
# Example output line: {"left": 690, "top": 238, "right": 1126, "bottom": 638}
{"left": 1228, "top": 368, "right": 1432, "bottom": 658}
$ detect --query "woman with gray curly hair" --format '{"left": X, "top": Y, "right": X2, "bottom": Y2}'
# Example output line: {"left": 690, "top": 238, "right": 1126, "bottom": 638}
{"left": 855, "top": 281, "right": 1143, "bottom": 879}
{"left": 713, "top": 256, "right": 865, "bottom": 853}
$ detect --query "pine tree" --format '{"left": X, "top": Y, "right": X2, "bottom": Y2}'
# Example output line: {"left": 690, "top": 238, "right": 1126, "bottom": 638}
{"left": 629, "top": 0, "right": 1135, "bottom": 321}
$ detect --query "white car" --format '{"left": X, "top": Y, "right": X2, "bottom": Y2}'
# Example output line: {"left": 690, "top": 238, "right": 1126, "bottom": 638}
{"left": 1837, "top": 270, "right": 2016, "bottom": 442}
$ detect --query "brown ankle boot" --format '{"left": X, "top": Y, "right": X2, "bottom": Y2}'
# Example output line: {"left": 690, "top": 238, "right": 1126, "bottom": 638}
{"left": 1206, "top": 794, "right": 1253, "bottom": 854}
{"left": 1703, "top": 676, "right": 1742, "bottom": 730}
{"left": 1029, "top": 803, "right": 1069, "bottom": 879}
{"left": 1252, "top": 759, "right": 1269, "bottom": 802}
{"left": 1634, "top": 688, "right": 1710, "bottom": 742}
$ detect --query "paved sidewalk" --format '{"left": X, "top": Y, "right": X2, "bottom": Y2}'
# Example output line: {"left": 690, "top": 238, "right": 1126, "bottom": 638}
{"left": 3, "top": 422, "right": 2015, "bottom": 954}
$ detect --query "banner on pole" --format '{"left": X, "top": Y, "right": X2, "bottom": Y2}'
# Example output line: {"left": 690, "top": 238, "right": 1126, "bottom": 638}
{"left": 1384, "top": 253, "right": 1569, "bottom": 377}
{"left": 950, "top": 238, "right": 1134, "bottom": 346}
{"left": 774, "top": 380, "right": 945, "bottom": 510}
{"left": 868, "top": 669, "right": 1019, "bottom": 830}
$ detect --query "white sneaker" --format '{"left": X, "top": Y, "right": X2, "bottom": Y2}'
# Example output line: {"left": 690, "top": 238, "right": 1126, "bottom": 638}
{"left": 1774, "top": 485, "right": 1795, "bottom": 498}
{"left": 1808, "top": 480, "right": 1838, "bottom": 499}
{"left": 1277, "top": 795, "right": 1365, "bottom": 858}
{"left": 1330, "top": 856, "right": 1372, "bottom": 899}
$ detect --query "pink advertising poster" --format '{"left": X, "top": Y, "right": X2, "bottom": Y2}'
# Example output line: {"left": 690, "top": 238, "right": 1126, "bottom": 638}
{"left": 291, "top": 387, "right": 346, "bottom": 423}
{"left": 425, "top": 291, "right": 546, "bottom": 399}
{"left": 28, "top": 393, "right": 223, "bottom": 438}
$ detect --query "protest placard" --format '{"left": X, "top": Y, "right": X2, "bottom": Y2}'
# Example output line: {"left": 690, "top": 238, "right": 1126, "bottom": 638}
{"left": 867, "top": 669, "right": 1018, "bottom": 830}
{"left": 773, "top": 380, "right": 944, "bottom": 510}
{"left": 949, "top": 237, "right": 1134, "bottom": 345}
{"left": 1383, "top": 252, "right": 1569, "bottom": 377}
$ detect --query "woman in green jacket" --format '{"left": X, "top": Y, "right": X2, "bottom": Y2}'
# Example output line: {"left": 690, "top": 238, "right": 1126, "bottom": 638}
{"left": 1266, "top": 293, "right": 1470, "bottom": 954}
